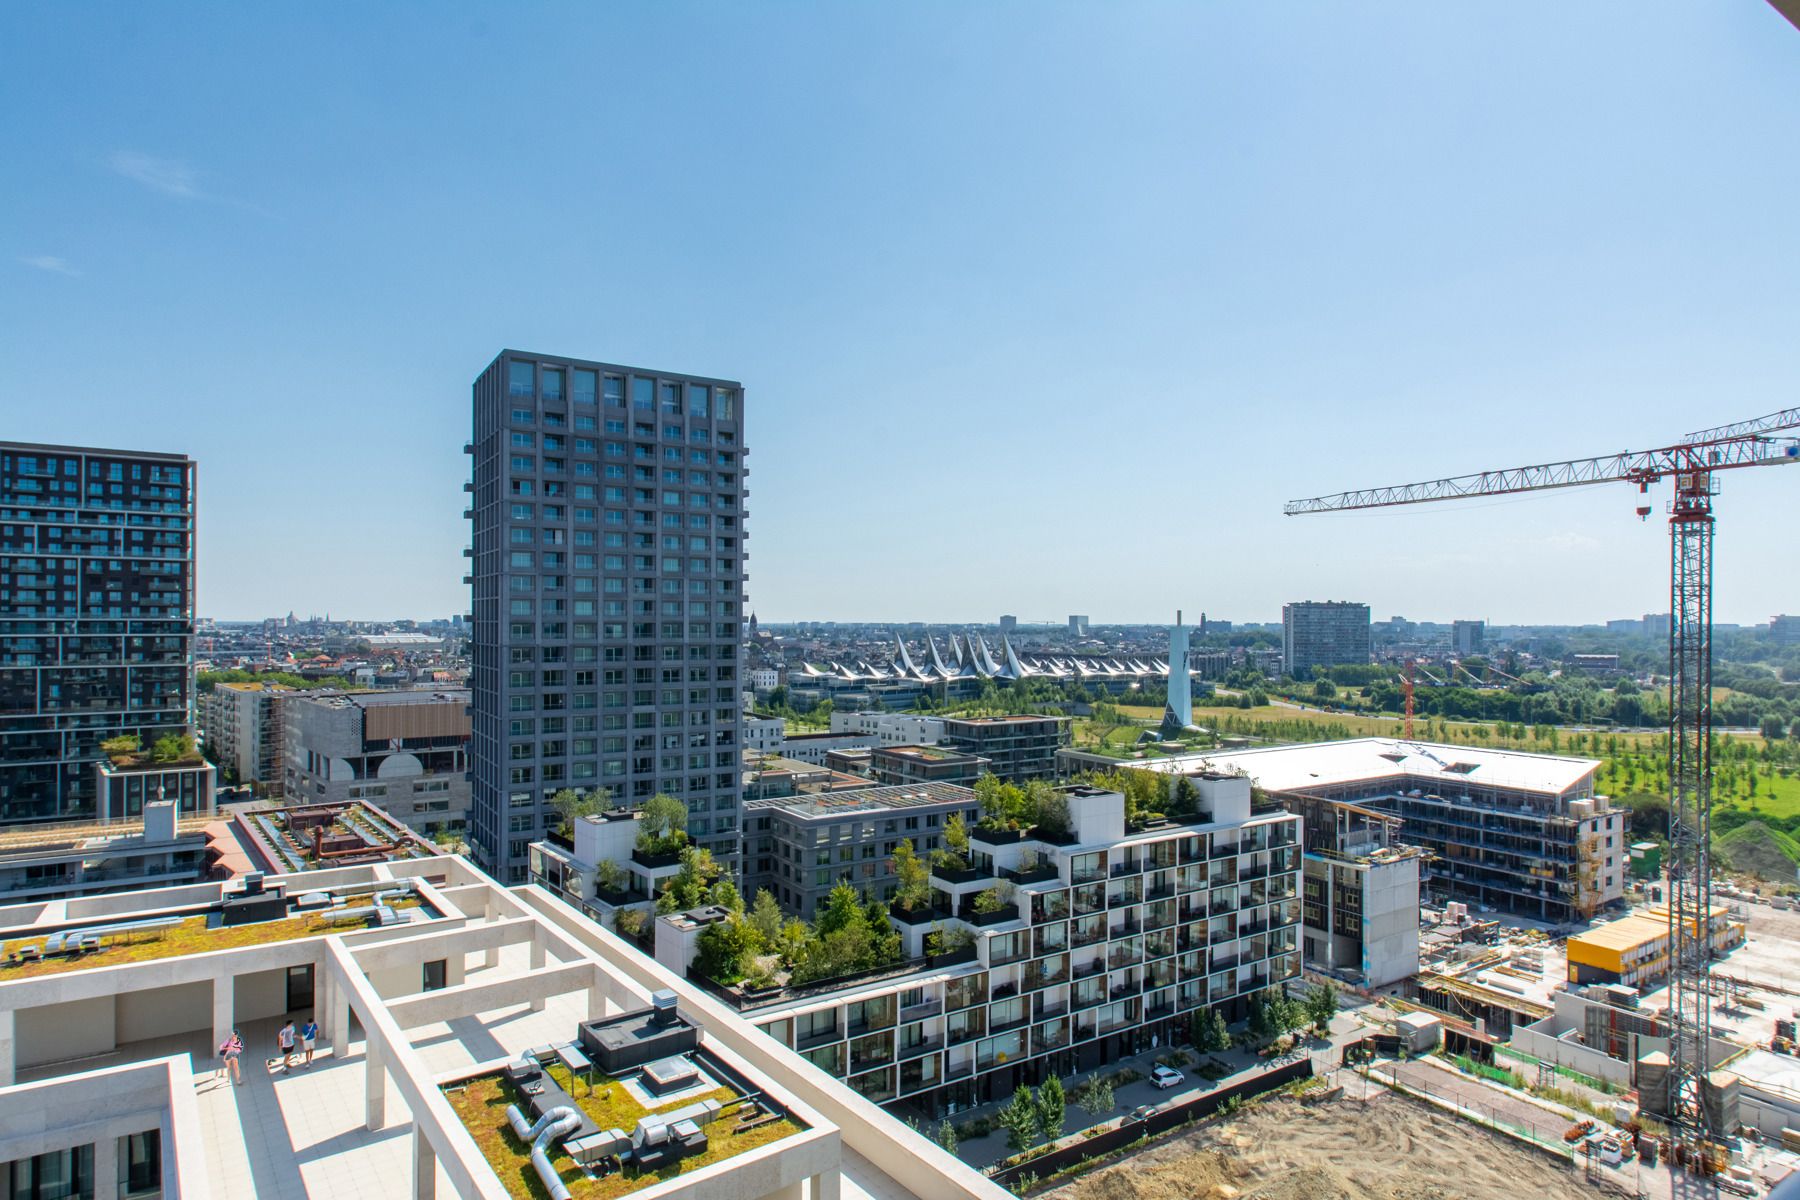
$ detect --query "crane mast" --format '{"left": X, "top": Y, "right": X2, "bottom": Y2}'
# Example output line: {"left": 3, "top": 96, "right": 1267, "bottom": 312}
{"left": 1285, "top": 408, "right": 1800, "bottom": 1155}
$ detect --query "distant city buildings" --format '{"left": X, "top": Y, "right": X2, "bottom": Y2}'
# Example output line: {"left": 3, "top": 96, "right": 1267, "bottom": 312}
{"left": 827, "top": 711, "right": 945, "bottom": 746}
{"left": 1770, "top": 614, "right": 1800, "bottom": 646}
{"left": 998, "top": 614, "right": 1017, "bottom": 635}
{"left": 466, "top": 351, "right": 747, "bottom": 883}
{"left": 1067, "top": 614, "right": 1089, "bottom": 637}
{"left": 0, "top": 442, "right": 196, "bottom": 825}
{"left": 1280, "top": 600, "right": 1371, "bottom": 678}
{"left": 868, "top": 744, "right": 990, "bottom": 787}
{"left": 1451, "top": 619, "right": 1485, "bottom": 656}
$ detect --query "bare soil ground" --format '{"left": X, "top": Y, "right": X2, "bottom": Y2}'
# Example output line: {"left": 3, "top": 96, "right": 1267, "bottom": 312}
{"left": 1044, "top": 1092, "right": 1624, "bottom": 1200}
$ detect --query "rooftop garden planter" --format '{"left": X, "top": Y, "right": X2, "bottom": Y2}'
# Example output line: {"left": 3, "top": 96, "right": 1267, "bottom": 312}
{"left": 1003, "top": 863, "right": 1060, "bottom": 885}
{"left": 1031, "top": 827, "right": 1078, "bottom": 846}
{"left": 888, "top": 903, "right": 939, "bottom": 926}
{"left": 970, "top": 825, "right": 1027, "bottom": 847}
{"left": 631, "top": 847, "right": 682, "bottom": 870}
{"left": 594, "top": 884, "right": 636, "bottom": 906}
{"left": 931, "top": 863, "right": 988, "bottom": 886}
{"left": 967, "top": 904, "right": 1020, "bottom": 927}
{"left": 925, "top": 944, "right": 978, "bottom": 968}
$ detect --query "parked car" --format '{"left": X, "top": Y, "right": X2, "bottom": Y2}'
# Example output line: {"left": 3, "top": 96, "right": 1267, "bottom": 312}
{"left": 1128, "top": 1105, "right": 1158, "bottom": 1123}
{"left": 1149, "top": 1065, "right": 1184, "bottom": 1090}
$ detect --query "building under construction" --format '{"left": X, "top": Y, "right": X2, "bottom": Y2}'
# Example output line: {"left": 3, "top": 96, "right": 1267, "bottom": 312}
{"left": 1131, "top": 739, "right": 1625, "bottom": 924}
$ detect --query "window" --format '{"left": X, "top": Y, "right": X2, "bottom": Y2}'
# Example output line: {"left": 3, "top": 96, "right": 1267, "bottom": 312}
{"left": 572, "top": 368, "right": 597, "bottom": 404}
{"left": 542, "top": 368, "right": 565, "bottom": 401}
{"left": 660, "top": 382, "right": 682, "bottom": 414}
{"left": 631, "top": 377, "right": 655, "bottom": 410}
{"left": 688, "top": 383, "right": 709, "bottom": 417}
{"left": 508, "top": 360, "right": 535, "bottom": 396}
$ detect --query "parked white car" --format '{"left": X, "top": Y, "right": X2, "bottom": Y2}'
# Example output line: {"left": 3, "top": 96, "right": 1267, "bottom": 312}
{"left": 1149, "top": 1065, "right": 1184, "bottom": 1090}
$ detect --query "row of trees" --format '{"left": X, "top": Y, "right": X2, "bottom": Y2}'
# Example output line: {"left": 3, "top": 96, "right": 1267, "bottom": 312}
{"left": 973, "top": 776, "right": 1072, "bottom": 836}
{"left": 997, "top": 1077, "right": 1067, "bottom": 1153}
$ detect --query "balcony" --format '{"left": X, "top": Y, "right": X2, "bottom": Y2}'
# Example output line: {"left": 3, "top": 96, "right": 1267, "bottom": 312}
{"left": 899, "top": 998, "right": 943, "bottom": 1024}
{"left": 795, "top": 1025, "right": 841, "bottom": 1052}
{"left": 1111, "top": 860, "right": 1142, "bottom": 878}
{"left": 943, "top": 1058, "right": 974, "bottom": 1082}
{"left": 896, "top": 1036, "right": 943, "bottom": 1065}
{"left": 1072, "top": 958, "right": 1106, "bottom": 980}
{"left": 946, "top": 1024, "right": 983, "bottom": 1047}
{"left": 1023, "top": 968, "right": 1068, "bottom": 992}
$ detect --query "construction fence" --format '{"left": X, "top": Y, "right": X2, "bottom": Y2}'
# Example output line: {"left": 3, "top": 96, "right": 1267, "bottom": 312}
{"left": 1362, "top": 1060, "right": 1578, "bottom": 1163}
{"left": 986, "top": 1057, "right": 1312, "bottom": 1192}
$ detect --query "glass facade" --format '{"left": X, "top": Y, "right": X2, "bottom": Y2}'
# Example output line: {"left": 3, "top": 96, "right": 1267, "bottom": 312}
{"left": 0, "top": 444, "right": 196, "bottom": 823}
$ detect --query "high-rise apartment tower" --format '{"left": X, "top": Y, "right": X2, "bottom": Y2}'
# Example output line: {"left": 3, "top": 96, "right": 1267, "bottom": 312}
{"left": 466, "top": 353, "right": 747, "bottom": 883}
{"left": 0, "top": 442, "right": 196, "bottom": 824}
{"left": 1281, "top": 600, "right": 1371, "bottom": 679}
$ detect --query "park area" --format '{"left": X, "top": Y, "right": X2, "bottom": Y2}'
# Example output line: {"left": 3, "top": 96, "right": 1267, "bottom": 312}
{"left": 1043, "top": 1090, "right": 1621, "bottom": 1200}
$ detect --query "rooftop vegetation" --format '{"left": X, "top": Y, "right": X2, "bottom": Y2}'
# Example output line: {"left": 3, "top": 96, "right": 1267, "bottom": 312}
{"left": 445, "top": 1067, "right": 800, "bottom": 1200}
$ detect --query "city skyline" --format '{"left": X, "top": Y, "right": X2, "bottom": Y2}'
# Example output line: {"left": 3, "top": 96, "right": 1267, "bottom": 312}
{"left": 7, "top": 4, "right": 1800, "bottom": 625}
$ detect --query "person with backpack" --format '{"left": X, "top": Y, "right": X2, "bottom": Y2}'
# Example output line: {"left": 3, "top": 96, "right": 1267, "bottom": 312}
{"left": 300, "top": 1016, "right": 319, "bottom": 1068}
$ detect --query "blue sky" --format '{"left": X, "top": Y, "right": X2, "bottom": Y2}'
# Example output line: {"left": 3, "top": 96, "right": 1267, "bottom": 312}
{"left": 5, "top": 3, "right": 1799, "bottom": 625}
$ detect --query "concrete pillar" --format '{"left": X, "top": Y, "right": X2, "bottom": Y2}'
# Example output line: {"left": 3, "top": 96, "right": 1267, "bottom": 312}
{"left": 212, "top": 977, "right": 234, "bottom": 1053}
{"left": 529, "top": 939, "right": 547, "bottom": 1012}
{"left": 366, "top": 1039, "right": 387, "bottom": 1131}
{"left": 810, "top": 1171, "right": 840, "bottom": 1200}
{"left": 763, "top": 1181, "right": 805, "bottom": 1200}
{"left": 332, "top": 979, "right": 354, "bottom": 1060}
{"left": 93, "top": 1133, "right": 120, "bottom": 1200}
{"left": 482, "top": 894, "right": 501, "bottom": 969}
{"left": 0, "top": 1007, "right": 14, "bottom": 1087}
{"left": 412, "top": 1123, "right": 437, "bottom": 1200}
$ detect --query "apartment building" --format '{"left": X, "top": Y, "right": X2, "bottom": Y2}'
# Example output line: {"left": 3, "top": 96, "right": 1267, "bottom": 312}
{"left": 741, "top": 783, "right": 981, "bottom": 918}
{"left": 467, "top": 351, "right": 747, "bottom": 884}
{"left": 1280, "top": 793, "right": 1422, "bottom": 986}
{"left": 0, "top": 856, "right": 999, "bottom": 1200}
{"left": 201, "top": 681, "right": 296, "bottom": 791}
{"left": 938, "top": 716, "right": 1070, "bottom": 782}
{"left": 0, "top": 442, "right": 196, "bottom": 825}
{"left": 776, "top": 731, "right": 876, "bottom": 765}
{"left": 869, "top": 745, "right": 990, "bottom": 787}
{"left": 1280, "top": 601, "right": 1370, "bottom": 678}
{"left": 282, "top": 690, "right": 470, "bottom": 837}
{"left": 731, "top": 779, "right": 1303, "bottom": 1115}
{"left": 829, "top": 712, "right": 946, "bottom": 746}
{"left": 1138, "top": 739, "right": 1625, "bottom": 923}
{"left": 0, "top": 801, "right": 211, "bottom": 904}
{"left": 1451, "top": 620, "right": 1485, "bottom": 656}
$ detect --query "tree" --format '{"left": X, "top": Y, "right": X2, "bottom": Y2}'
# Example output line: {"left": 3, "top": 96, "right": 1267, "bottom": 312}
{"left": 1036, "top": 1075, "right": 1066, "bottom": 1143}
{"left": 595, "top": 857, "right": 626, "bottom": 895}
{"left": 890, "top": 839, "right": 930, "bottom": 912}
{"left": 749, "top": 888, "right": 785, "bottom": 946}
{"left": 972, "top": 883, "right": 1010, "bottom": 915}
{"left": 612, "top": 906, "right": 649, "bottom": 940}
{"left": 1191, "top": 1007, "right": 1230, "bottom": 1053}
{"left": 100, "top": 734, "right": 141, "bottom": 757}
{"left": 999, "top": 1086, "right": 1039, "bottom": 1152}
{"left": 1077, "top": 1074, "right": 1114, "bottom": 1118}
{"left": 1029, "top": 781, "right": 1071, "bottom": 837}
{"left": 636, "top": 794, "right": 689, "bottom": 854}
{"left": 1305, "top": 981, "right": 1339, "bottom": 1034}
{"left": 935, "top": 1119, "right": 958, "bottom": 1156}
{"left": 549, "top": 787, "right": 593, "bottom": 835}
{"left": 655, "top": 846, "right": 724, "bottom": 914}
{"left": 694, "top": 914, "right": 757, "bottom": 982}
{"left": 935, "top": 813, "right": 971, "bottom": 869}
{"left": 1761, "top": 714, "right": 1788, "bottom": 740}
{"left": 1170, "top": 775, "right": 1201, "bottom": 817}
{"left": 150, "top": 732, "right": 194, "bottom": 763}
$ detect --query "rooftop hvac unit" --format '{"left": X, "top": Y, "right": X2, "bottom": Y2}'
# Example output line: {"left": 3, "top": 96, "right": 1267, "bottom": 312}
{"left": 651, "top": 989, "right": 679, "bottom": 1026}
{"left": 240, "top": 873, "right": 265, "bottom": 896}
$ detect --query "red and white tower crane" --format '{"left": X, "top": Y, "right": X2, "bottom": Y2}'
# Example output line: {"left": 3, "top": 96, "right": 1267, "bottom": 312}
{"left": 1285, "top": 407, "right": 1800, "bottom": 1151}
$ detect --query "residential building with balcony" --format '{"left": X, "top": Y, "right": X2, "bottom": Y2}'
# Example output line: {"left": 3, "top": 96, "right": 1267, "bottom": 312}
{"left": 467, "top": 351, "right": 748, "bottom": 884}
{"left": 200, "top": 681, "right": 296, "bottom": 792}
{"left": 0, "top": 442, "right": 196, "bottom": 826}
{"left": 868, "top": 745, "right": 989, "bottom": 787}
{"left": 725, "top": 778, "right": 1303, "bottom": 1116}
{"left": 938, "top": 716, "right": 1070, "bottom": 782}
{"left": 0, "top": 801, "right": 213, "bottom": 904}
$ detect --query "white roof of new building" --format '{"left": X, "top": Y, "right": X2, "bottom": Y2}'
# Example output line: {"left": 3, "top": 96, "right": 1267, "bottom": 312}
{"left": 1132, "top": 737, "right": 1599, "bottom": 797}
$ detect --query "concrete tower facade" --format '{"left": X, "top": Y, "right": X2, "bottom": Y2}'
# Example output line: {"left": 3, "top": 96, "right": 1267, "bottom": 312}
{"left": 1167, "top": 610, "right": 1192, "bottom": 728}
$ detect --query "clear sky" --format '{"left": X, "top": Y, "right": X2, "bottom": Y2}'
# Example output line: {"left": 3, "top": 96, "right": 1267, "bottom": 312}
{"left": 5, "top": 3, "right": 1799, "bottom": 627}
